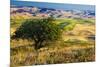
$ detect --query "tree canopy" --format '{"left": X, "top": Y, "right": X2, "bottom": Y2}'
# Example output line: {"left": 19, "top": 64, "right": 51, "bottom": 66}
{"left": 13, "top": 17, "right": 62, "bottom": 49}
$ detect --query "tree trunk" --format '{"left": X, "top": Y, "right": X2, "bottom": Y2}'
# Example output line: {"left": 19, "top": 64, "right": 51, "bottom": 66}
{"left": 34, "top": 40, "right": 44, "bottom": 50}
{"left": 34, "top": 40, "right": 44, "bottom": 65}
{"left": 34, "top": 49, "right": 38, "bottom": 65}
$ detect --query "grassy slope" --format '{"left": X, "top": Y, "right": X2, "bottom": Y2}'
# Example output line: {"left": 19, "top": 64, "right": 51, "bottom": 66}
{"left": 10, "top": 17, "right": 95, "bottom": 66}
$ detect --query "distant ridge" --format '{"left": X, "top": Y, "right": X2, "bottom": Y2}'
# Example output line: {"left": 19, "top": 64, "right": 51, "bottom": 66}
{"left": 11, "top": 0, "right": 95, "bottom": 11}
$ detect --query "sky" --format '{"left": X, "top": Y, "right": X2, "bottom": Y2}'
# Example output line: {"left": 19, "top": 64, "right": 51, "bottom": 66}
{"left": 13, "top": 0, "right": 95, "bottom": 5}
{"left": 11, "top": 0, "right": 95, "bottom": 11}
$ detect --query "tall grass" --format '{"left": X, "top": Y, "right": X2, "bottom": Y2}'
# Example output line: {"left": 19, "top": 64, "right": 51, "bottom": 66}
{"left": 10, "top": 18, "right": 95, "bottom": 66}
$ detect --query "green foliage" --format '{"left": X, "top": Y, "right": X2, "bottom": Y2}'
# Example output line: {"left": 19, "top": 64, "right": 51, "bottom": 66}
{"left": 58, "top": 21, "right": 76, "bottom": 31}
{"left": 76, "top": 18, "right": 95, "bottom": 24}
{"left": 55, "top": 18, "right": 78, "bottom": 31}
{"left": 13, "top": 17, "right": 62, "bottom": 49}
